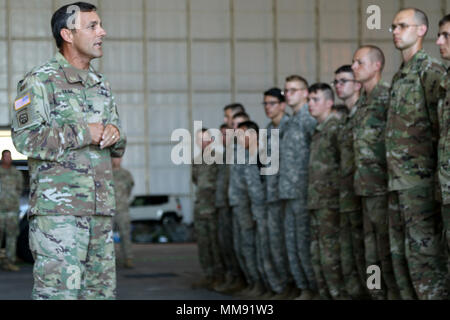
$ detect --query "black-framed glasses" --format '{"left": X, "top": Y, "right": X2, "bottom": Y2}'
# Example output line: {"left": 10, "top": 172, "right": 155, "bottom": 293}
{"left": 388, "top": 23, "right": 420, "bottom": 33}
{"left": 282, "top": 88, "right": 306, "bottom": 95}
{"left": 438, "top": 32, "right": 450, "bottom": 40}
{"left": 332, "top": 79, "right": 356, "bottom": 86}
{"left": 262, "top": 101, "right": 280, "bottom": 107}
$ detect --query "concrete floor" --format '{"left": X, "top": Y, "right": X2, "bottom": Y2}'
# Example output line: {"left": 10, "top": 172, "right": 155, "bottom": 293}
{"left": 0, "top": 243, "right": 236, "bottom": 300}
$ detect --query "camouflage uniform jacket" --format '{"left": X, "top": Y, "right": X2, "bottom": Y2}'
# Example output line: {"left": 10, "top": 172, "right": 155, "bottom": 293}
{"left": 0, "top": 166, "right": 24, "bottom": 212}
{"left": 438, "top": 68, "right": 450, "bottom": 204}
{"left": 338, "top": 105, "right": 361, "bottom": 212}
{"left": 307, "top": 113, "right": 341, "bottom": 210}
{"left": 353, "top": 81, "right": 389, "bottom": 197}
{"left": 113, "top": 167, "right": 134, "bottom": 213}
{"left": 11, "top": 52, "right": 126, "bottom": 217}
{"left": 279, "top": 105, "right": 317, "bottom": 200}
{"left": 265, "top": 113, "right": 290, "bottom": 203}
{"left": 215, "top": 151, "right": 229, "bottom": 208}
{"left": 192, "top": 154, "right": 218, "bottom": 218}
{"left": 386, "top": 49, "right": 446, "bottom": 191}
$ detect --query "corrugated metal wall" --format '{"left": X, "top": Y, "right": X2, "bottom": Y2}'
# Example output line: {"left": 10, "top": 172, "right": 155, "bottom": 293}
{"left": 0, "top": 0, "right": 448, "bottom": 222}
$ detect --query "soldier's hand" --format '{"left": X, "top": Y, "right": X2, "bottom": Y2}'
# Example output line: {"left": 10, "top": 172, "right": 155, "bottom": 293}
{"left": 88, "top": 123, "right": 105, "bottom": 145}
{"left": 100, "top": 124, "right": 120, "bottom": 149}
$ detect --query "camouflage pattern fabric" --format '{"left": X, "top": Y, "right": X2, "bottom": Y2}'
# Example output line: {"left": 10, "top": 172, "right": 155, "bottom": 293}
{"left": 386, "top": 50, "right": 445, "bottom": 192}
{"left": 279, "top": 105, "right": 316, "bottom": 200}
{"left": 353, "top": 81, "right": 389, "bottom": 197}
{"left": 388, "top": 186, "right": 448, "bottom": 300}
{"left": 0, "top": 166, "right": 24, "bottom": 212}
{"left": 215, "top": 151, "right": 241, "bottom": 279}
{"left": 386, "top": 50, "right": 447, "bottom": 300}
{"left": 337, "top": 106, "right": 366, "bottom": 298}
{"left": 308, "top": 113, "right": 346, "bottom": 299}
{"left": 0, "top": 212, "right": 19, "bottom": 264}
{"left": 267, "top": 202, "right": 289, "bottom": 291}
{"left": 310, "top": 208, "right": 346, "bottom": 299}
{"left": 307, "top": 113, "right": 341, "bottom": 211}
{"left": 279, "top": 105, "right": 316, "bottom": 292}
{"left": 362, "top": 195, "right": 398, "bottom": 299}
{"left": 437, "top": 69, "right": 450, "bottom": 281}
{"left": 0, "top": 166, "right": 23, "bottom": 264}
{"left": 192, "top": 154, "right": 224, "bottom": 278}
{"left": 11, "top": 52, "right": 125, "bottom": 300}
{"left": 11, "top": 52, "right": 126, "bottom": 218}
{"left": 284, "top": 198, "right": 316, "bottom": 291}
{"left": 266, "top": 113, "right": 290, "bottom": 203}
{"left": 264, "top": 114, "right": 290, "bottom": 292}
{"left": 245, "top": 163, "right": 281, "bottom": 292}
{"left": 217, "top": 206, "right": 241, "bottom": 278}
{"left": 29, "top": 215, "right": 116, "bottom": 300}
{"left": 112, "top": 167, "right": 134, "bottom": 261}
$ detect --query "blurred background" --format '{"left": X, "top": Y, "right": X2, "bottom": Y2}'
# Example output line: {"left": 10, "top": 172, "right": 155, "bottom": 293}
{"left": 0, "top": 0, "right": 448, "bottom": 225}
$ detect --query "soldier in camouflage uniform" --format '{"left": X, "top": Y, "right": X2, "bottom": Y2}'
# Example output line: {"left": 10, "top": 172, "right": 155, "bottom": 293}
{"left": 231, "top": 121, "right": 270, "bottom": 298}
{"left": 279, "top": 75, "right": 317, "bottom": 299}
{"left": 386, "top": 8, "right": 448, "bottom": 300}
{"left": 436, "top": 14, "right": 450, "bottom": 290}
{"left": 214, "top": 123, "right": 246, "bottom": 293}
{"left": 11, "top": 3, "right": 126, "bottom": 300}
{"left": 262, "top": 88, "right": 293, "bottom": 299}
{"left": 307, "top": 83, "right": 348, "bottom": 300}
{"left": 191, "top": 129, "right": 224, "bottom": 290}
{"left": 333, "top": 66, "right": 368, "bottom": 299}
{"left": 0, "top": 150, "right": 24, "bottom": 272}
{"left": 352, "top": 46, "right": 400, "bottom": 300}
{"left": 112, "top": 156, "right": 134, "bottom": 269}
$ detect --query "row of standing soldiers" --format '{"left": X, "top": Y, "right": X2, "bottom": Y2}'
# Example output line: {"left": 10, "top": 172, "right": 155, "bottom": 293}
{"left": 192, "top": 8, "right": 450, "bottom": 300}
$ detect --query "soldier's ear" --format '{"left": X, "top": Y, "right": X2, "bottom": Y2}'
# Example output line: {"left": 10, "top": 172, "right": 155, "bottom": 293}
{"left": 60, "top": 28, "right": 74, "bottom": 45}
{"left": 417, "top": 24, "right": 427, "bottom": 38}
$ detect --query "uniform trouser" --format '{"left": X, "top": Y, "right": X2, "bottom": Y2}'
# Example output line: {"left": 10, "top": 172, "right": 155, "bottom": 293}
{"left": 232, "top": 205, "right": 260, "bottom": 284}
{"left": 267, "top": 201, "right": 289, "bottom": 292}
{"left": 113, "top": 209, "right": 133, "bottom": 261}
{"left": 254, "top": 205, "right": 282, "bottom": 293}
{"left": 363, "top": 195, "right": 399, "bottom": 299}
{"left": 29, "top": 215, "right": 116, "bottom": 300}
{"left": 194, "top": 212, "right": 224, "bottom": 278}
{"left": 442, "top": 205, "right": 450, "bottom": 288}
{"left": 0, "top": 211, "right": 19, "bottom": 264}
{"left": 310, "top": 207, "right": 346, "bottom": 299}
{"left": 340, "top": 209, "right": 366, "bottom": 298}
{"left": 388, "top": 187, "right": 448, "bottom": 300}
{"left": 217, "top": 206, "right": 242, "bottom": 278}
{"left": 284, "top": 199, "right": 317, "bottom": 291}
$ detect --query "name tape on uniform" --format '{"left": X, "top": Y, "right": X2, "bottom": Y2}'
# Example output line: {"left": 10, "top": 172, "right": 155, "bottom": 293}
{"left": 14, "top": 94, "right": 31, "bottom": 111}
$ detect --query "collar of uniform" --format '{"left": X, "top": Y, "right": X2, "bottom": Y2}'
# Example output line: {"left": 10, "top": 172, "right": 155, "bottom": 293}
{"left": 54, "top": 52, "right": 103, "bottom": 87}
{"left": 315, "top": 112, "right": 336, "bottom": 132}
{"left": 399, "top": 49, "right": 426, "bottom": 75}
{"left": 360, "top": 80, "right": 385, "bottom": 106}
{"left": 348, "top": 104, "right": 358, "bottom": 118}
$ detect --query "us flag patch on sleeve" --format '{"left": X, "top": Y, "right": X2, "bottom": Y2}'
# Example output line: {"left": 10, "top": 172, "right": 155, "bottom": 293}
{"left": 14, "top": 93, "right": 31, "bottom": 111}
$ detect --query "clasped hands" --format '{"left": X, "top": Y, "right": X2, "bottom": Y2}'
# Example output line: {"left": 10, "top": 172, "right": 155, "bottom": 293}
{"left": 88, "top": 123, "right": 119, "bottom": 149}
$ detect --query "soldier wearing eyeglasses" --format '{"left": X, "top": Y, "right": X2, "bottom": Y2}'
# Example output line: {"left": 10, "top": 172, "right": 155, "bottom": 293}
{"left": 386, "top": 8, "right": 448, "bottom": 300}
{"left": 333, "top": 65, "right": 367, "bottom": 299}
{"left": 279, "top": 75, "right": 318, "bottom": 299}
{"left": 436, "top": 13, "right": 450, "bottom": 293}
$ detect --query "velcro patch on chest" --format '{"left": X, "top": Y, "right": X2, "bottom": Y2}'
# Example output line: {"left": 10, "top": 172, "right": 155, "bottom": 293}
{"left": 14, "top": 93, "right": 31, "bottom": 111}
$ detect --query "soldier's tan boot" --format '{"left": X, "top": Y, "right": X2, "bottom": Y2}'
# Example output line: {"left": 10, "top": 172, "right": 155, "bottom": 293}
{"left": 246, "top": 281, "right": 266, "bottom": 298}
{"left": 3, "top": 262, "right": 20, "bottom": 272}
{"left": 224, "top": 276, "right": 248, "bottom": 294}
{"left": 211, "top": 275, "right": 226, "bottom": 291}
{"left": 257, "top": 289, "right": 276, "bottom": 300}
{"left": 214, "top": 274, "right": 234, "bottom": 292}
{"left": 124, "top": 258, "right": 134, "bottom": 269}
{"left": 191, "top": 276, "right": 213, "bottom": 289}
{"left": 288, "top": 287, "right": 302, "bottom": 299}
{"left": 234, "top": 283, "right": 254, "bottom": 297}
{"left": 387, "top": 290, "right": 401, "bottom": 300}
{"left": 295, "top": 289, "right": 314, "bottom": 300}
{"left": 270, "top": 286, "right": 293, "bottom": 300}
